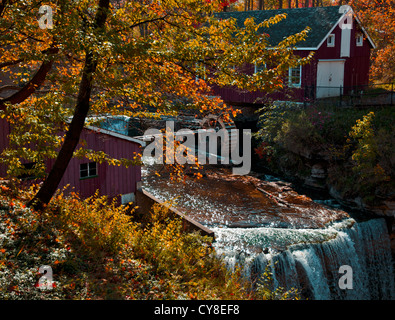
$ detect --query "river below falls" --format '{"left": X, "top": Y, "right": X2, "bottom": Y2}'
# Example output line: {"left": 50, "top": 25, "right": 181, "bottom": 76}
{"left": 141, "top": 162, "right": 395, "bottom": 300}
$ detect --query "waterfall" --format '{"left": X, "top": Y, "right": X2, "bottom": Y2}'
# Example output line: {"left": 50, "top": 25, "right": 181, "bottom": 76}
{"left": 213, "top": 218, "right": 395, "bottom": 300}
{"left": 140, "top": 160, "right": 394, "bottom": 300}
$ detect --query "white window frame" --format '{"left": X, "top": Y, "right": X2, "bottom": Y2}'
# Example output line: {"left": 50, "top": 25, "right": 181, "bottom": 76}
{"left": 254, "top": 62, "right": 266, "bottom": 74}
{"left": 288, "top": 65, "right": 302, "bottom": 88}
{"left": 356, "top": 33, "right": 363, "bottom": 47}
{"left": 327, "top": 34, "right": 335, "bottom": 47}
{"left": 80, "top": 162, "right": 98, "bottom": 179}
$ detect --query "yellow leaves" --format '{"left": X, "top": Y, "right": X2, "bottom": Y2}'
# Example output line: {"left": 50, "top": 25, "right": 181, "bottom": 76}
{"left": 1, "top": 0, "right": 320, "bottom": 190}
{"left": 349, "top": 111, "right": 375, "bottom": 139}
{"left": 73, "top": 147, "right": 140, "bottom": 168}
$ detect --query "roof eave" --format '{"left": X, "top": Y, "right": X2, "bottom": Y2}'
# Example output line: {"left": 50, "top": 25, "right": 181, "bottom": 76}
{"left": 315, "top": 7, "right": 376, "bottom": 51}
{"left": 85, "top": 125, "right": 147, "bottom": 147}
{"left": 294, "top": 47, "right": 318, "bottom": 51}
{"left": 316, "top": 9, "right": 348, "bottom": 51}
{"left": 353, "top": 13, "right": 377, "bottom": 49}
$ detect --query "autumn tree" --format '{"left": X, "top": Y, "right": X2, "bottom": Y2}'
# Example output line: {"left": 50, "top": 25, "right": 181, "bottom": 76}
{"left": 348, "top": 0, "right": 395, "bottom": 83}
{"left": 229, "top": 0, "right": 332, "bottom": 11}
{"left": 0, "top": 0, "right": 310, "bottom": 210}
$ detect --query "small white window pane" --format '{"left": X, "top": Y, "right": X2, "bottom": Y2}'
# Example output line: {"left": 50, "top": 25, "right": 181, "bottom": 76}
{"left": 356, "top": 34, "right": 363, "bottom": 46}
{"left": 254, "top": 63, "right": 266, "bottom": 74}
{"left": 289, "top": 66, "right": 301, "bottom": 86}
{"left": 80, "top": 162, "right": 97, "bottom": 179}
{"left": 89, "top": 162, "right": 97, "bottom": 176}
{"left": 327, "top": 34, "right": 335, "bottom": 47}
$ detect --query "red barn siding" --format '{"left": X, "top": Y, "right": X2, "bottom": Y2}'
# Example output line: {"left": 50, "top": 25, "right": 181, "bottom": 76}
{"left": 213, "top": 16, "right": 373, "bottom": 106}
{"left": 0, "top": 120, "right": 143, "bottom": 203}
{"left": 55, "top": 127, "right": 142, "bottom": 201}
{"left": 313, "top": 22, "right": 372, "bottom": 90}
{"left": 0, "top": 118, "right": 10, "bottom": 177}
{"left": 347, "top": 25, "right": 372, "bottom": 88}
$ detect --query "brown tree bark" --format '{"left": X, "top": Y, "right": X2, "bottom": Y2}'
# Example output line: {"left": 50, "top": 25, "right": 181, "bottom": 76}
{"left": 0, "top": 63, "right": 51, "bottom": 109}
{"left": 0, "top": 47, "right": 58, "bottom": 110}
{"left": 28, "top": 0, "right": 110, "bottom": 210}
{"left": 1, "top": 60, "right": 56, "bottom": 106}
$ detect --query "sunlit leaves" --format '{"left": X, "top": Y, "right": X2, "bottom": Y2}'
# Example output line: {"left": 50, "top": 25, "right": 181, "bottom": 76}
{"left": 349, "top": 0, "right": 395, "bottom": 82}
{"left": 1, "top": 0, "right": 311, "bottom": 181}
{"left": 0, "top": 94, "right": 70, "bottom": 178}
{"left": 73, "top": 147, "right": 142, "bottom": 168}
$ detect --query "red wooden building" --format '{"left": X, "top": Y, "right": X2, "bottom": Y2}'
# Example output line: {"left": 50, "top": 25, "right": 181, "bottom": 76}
{"left": 0, "top": 117, "right": 144, "bottom": 204}
{"left": 214, "top": 5, "right": 376, "bottom": 105}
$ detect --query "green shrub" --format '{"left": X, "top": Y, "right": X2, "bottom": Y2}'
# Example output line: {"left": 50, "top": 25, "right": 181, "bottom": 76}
{"left": 346, "top": 112, "right": 392, "bottom": 201}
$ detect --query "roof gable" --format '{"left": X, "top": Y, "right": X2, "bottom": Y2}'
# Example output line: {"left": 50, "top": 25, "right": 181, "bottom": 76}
{"left": 215, "top": 6, "right": 373, "bottom": 49}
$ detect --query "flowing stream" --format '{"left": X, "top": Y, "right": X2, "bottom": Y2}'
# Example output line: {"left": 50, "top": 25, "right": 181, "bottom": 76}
{"left": 142, "top": 162, "right": 395, "bottom": 300}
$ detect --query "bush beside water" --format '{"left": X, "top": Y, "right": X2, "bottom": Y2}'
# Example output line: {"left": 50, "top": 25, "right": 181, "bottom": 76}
{"left": 0, "top": 182, "right": 299, "bottom": 300}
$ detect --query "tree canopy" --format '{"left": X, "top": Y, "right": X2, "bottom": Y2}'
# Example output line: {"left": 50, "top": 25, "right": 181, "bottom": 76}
{"left": 0, "top": 0, "right": 310, "bottom": 208}
{"left": 349, "top": 0, "right": 395, "bottom": 83}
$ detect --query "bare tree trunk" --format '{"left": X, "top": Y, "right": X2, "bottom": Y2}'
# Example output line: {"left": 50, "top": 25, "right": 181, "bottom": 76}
{"left": 28, "top": 0, "right": 111, "bottom": 210}
{"left": 279, "top": 0, "right": 283, "bottom": 9}
{"left": 288, "top": 0, "right": 292, "bottom": 8}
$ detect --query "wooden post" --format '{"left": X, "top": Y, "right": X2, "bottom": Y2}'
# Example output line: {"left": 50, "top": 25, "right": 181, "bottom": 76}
{"left": 339, "top": 85, "right": 343, "bottom": 108}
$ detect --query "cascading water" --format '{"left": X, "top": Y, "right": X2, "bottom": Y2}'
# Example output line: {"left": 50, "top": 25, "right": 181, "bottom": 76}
{"left": 213, "top": 218, "right": 395, "bottom": 300}
{"left": 140, "top": 161, "right": 395, "bottom": 300}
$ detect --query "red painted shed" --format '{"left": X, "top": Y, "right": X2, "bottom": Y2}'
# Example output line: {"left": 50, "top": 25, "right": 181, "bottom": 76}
{"left": 0, "top": 117, "right": 144, "bottom": 204}
{"left": 214, "top": 5, "right": 376, "bottom": 105}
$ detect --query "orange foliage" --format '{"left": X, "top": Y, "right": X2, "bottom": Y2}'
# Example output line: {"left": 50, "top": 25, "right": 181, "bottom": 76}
{"left": 349, "top": 0, "right": 395, "bottom": 82}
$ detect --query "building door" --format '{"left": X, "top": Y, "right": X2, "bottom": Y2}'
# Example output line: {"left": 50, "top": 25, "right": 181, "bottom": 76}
{"left": 316, "top": 60, "right": 345, "bottom": 98}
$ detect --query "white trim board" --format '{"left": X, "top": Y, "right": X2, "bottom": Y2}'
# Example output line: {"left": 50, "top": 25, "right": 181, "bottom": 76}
{"left": 85, "top": 125, "right": 146, "bottom": 146}
{"left": 315, "top": 7, "right": 376, "bottom": 51}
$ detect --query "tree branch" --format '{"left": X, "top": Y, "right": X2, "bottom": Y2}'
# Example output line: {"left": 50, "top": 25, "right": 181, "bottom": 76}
{"left": 0, "top": 58, "right": 23, "bottom": 69}
{"left": 0, "top": 85, "right": 20, "bottom": 93}
{"left": 0, "top": 0, "right": 11, "bottom": 17}
{"left": 0, "top": 47, "right": 59, "bottom": 110}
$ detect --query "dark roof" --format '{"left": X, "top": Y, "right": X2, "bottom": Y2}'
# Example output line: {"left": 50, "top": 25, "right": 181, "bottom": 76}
{"left": 215, "top": 6, "right": 346, "bottom": 48}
